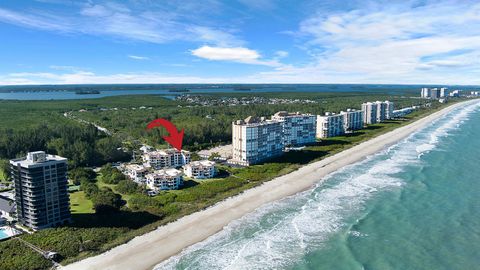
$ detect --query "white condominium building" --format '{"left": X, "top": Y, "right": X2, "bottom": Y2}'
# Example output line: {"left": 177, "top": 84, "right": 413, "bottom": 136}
{"left": 440, "top": 87, "right": 448, "bottom": 97}
{"left": 271, "top": 111, "right": 316, "bottom": 146}
{"left": 362, "top": 102, "right": 378, "bottom": 124}
{"left": 340, "top": 109, "right": 363, "bottom": 132}
{"left": 421, "top": 87, "right": 446, "bottom": 99}
{"left": 375, "top": 101, "right": 387, "bottom": 122}
{"left": 143, "top": 149, "right": 191, "bottom": 169}
{"left": 145, "top": 169, "right": 183, "bottom": 191}
{"left": 125, "top": 164, "right": 148, "bottom": 183}
{"left": 231, "top": 116, "right": 284, "bottom": 166}
{"left": 421, "top": 87, "right": 431, "bottom": 98}
{"left": 316, "top": 112, "right": 345, "bottom": 138}
{"left": 184, "top": 160, "right": 216, "bottom": 179}
{"left": 384, "top": 101, "right": 394, "bottom": 120}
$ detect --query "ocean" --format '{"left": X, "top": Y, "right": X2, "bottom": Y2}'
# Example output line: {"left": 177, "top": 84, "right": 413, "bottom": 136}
{"left": 155, "top": 100, "right": 480, "bottom": 270}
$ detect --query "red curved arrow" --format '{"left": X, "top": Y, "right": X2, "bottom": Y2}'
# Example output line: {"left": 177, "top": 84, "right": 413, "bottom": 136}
{"left": 146, "top": 118, "right": 184, "bottom": 151}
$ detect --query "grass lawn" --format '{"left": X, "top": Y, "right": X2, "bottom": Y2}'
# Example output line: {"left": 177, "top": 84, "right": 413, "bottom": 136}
{"left": 69, "top": 191, "right": 94, "bottom": 214}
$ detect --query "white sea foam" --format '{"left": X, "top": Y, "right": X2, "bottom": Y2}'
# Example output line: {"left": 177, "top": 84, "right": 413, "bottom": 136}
{"left": 155, "top": 101, "right": 480, "bottom": 270}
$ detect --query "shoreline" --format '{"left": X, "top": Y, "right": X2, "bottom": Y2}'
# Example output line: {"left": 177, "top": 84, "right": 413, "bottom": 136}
{"left": 62, "top": 101, "right": 471, "bottom": 270}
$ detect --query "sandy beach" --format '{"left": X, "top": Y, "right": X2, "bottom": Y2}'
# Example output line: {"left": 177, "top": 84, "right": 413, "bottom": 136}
{"left": 62, "top": 101, "right": 469, "bottom": 270}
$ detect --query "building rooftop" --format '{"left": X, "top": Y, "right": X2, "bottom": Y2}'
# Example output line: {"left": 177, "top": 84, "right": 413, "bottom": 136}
{"left": 125, "top": 164, "right": 147, "bottom": 171}
{"left": 9, "top": 151, "right": 67, "bottom": 168}
{"left": 148, "top": 168, "right": 182, "bottom": 177}
{"left": 273, "top": 111, "right": 313, "bottom": 118}
{"left": 234, "top": 116, "right": 283, "bottom": 126}
{"left": 0, "top": 196, "right": 15, "bottom": 214}
{"left": 144, "top": 149, "right": 190, "bottom": 157}
{"left": 186, "top": 160, "right": 215, "bottom": 168}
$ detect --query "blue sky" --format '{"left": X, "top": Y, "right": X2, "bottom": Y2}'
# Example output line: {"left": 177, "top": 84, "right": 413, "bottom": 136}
{"left": 0, "top": 0, "right": 479, "bottom": 85}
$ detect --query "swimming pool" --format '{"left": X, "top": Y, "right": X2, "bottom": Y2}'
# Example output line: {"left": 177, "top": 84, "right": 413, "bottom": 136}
{"left": 0, "top": 227, "right": 17, "bottom": 240}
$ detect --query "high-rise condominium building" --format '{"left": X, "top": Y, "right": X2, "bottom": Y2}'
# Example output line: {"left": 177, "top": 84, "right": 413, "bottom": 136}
{"left": 384, "top": 101, "right": 394, "bottom": 119}
{"left": 375, "top": 101, "right": 387, "bottom": 122}
{"left": 340, "top": 109, "right": 363, "bottom": 132}
{"left": 142, "top": 149, "right": 191, "bottom": 170}
{"left": 421, "top": 87, "right": 431, "bottom": 98}
{"left": 231, "top": 116, "right": 284, "bottom": 166}
{"left": 440, "top": 87, "right": 448, "bottom": 97}
{"left": 316, "top": 112, "right": 345, "bottom": 138}
{"left": 10, "top": 151, "right": 71, "bottom": 230}
{"left": 362, "top": 102, "right": 378, "bottom": 124}
{"left": 271, "top": 111, "right": 316, "bottom": 146}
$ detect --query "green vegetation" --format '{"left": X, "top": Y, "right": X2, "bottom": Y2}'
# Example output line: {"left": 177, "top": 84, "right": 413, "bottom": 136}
{"left": 0, "top": 93, "right": 457, "bottom": 270}
{"left": 69, "top": 191, "right": 94, "bottom": 214}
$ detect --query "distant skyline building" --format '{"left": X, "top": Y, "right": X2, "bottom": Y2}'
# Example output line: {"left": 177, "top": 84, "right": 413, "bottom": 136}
{"left": 421, "top": 87, "right": 447, "bottom": 99}
{"left": 385, "top": 101, "right": 394, "bottom": 120}
{"left": 362, "top": 102, "right": 378, "bottom": 124}
{"left": 316, "top": 112, "right": 345, "bottom": 138}
{"left": 145, "top": 168, "right": 183, "bottom": 191}
{"left": 271, "top": 111, "right": 316, "bottom": 146}
{"left": 142, "top": 149, "right": 191, "bottom": 170}
{"left": 10, "top": 151, "right": 71, "bottom": 230}
{"left": 375, "top": 101, "right": 387, "bottom": 122}
{"left": 421, "top": 87, "right": 431, "bottom": 98}
{"left": 340, "top": 109, "right": 363, "bottom": 132}
{"left": 231, "top": 116, "right": 284, "bottom": 165}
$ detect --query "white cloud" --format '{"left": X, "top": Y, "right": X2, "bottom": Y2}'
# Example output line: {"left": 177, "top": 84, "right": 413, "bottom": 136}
{"left": 0, "top": 3, "right": 243, "bottom": 46}
{"left": 191, "top": 46, "right": 281, "bottom": 66}
{"left": 127, "top": 55, "right": 150, "bottom": 60}
{"left": 260, "top": 1, "right": 480, "bottom": 84}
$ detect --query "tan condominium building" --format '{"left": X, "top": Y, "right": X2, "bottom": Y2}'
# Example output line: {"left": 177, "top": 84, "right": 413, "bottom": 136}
{"left": 183, "top": 160, "right": 216, "bottom": 179}
{"left": 316, "top": 112, "right": 345, "bottom": 138}
{"left": 125, "top": 164, "right": 148, "bottom": 183}
{"left": 145, "top": 168, "right": 183, "bottom": 191}
{"left": 142, "top": 149, "right": 191, "bottom": 170}
{"left": 231, "top": 116, "right": 284, "bottom": 166}
{"left": 340, "top": 109, "right": 363, "bottom": 132}
{"left": 271, "top": 111, "right": 316, "bottom": 146}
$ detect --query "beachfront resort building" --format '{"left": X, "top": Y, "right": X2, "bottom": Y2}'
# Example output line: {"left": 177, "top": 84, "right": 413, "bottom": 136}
{"left": 316, "top": 112, "right": 345, "bottom": 138}
{"left": 145, "top": 169, "right": 183, "bottom": 191}
{"left": 362, "top": 102, "right": 378, "bottom": 124}
{"left": 271, "top": 111, "right": 316, "bottom": 146}
{"left": 421, "top": 87, "right": 447, "bottom": 99}
{"left": 231, "top": 116, "right": 284, "bottom": 166}
{"left": 183, "top": 160, "right": 216, "bottom": 179}
{"left": 125, "top": 164, "right": 148, "bottom": 183}
{"left": 362, "top": 101, "right": 393, "bottom": 124}
{"left": 9, "top": 151, "right": 71, "bottom": 230}
{"left": 143, "top": 149, "right": 191, "bottom": 170}
{"left": 340, "top": 109, "right": 363, "bottom": 132}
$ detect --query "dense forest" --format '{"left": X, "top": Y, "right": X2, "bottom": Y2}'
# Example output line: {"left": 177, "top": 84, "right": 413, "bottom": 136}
{"left": 71, "top": 92, "right": 425, "bottom": 150}
{"left": 0, "top": 123, "right": 129, "bottom": 167}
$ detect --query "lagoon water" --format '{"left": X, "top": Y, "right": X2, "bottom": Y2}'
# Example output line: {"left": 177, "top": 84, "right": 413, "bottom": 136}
{"left": 0, "top": 84, "right": 477, "bottom": 100}
{"left": 155, "top": 100, "right": 480, "bottom": 270}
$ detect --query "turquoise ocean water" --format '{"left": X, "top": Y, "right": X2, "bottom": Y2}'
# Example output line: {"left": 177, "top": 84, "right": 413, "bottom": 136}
{"left": 156, "top": 100, "right": 480, "bottom": 270}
